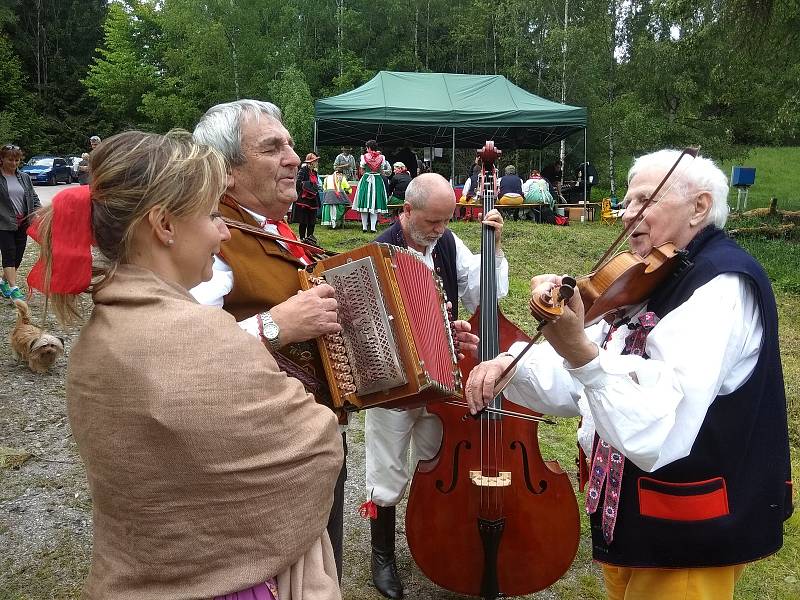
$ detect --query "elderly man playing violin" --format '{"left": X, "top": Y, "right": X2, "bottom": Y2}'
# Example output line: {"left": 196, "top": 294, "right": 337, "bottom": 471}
{"left": 465, "top": 149, "right": 792, "bottom": 600}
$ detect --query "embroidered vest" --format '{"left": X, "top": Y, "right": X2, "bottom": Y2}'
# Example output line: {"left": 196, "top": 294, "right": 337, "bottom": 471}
{"left": 590, "top": 226, "right": 793, "bottom": 568}
{"left": 375, "top": 221, "right": 459, "bottom": 320}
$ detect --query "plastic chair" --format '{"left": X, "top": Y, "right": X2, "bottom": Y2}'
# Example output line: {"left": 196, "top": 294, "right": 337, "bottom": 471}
{"left": 601, "top": 198, "right": 618, "bottom": 225}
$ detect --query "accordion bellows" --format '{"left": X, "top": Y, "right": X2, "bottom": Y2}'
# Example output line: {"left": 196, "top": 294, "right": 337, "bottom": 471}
{"left": 298, "top": 243, "right": 463, "bottom": 410}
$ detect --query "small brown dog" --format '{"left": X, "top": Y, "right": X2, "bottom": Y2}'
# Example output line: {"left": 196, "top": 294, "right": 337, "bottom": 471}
{"left": 10, "top": 299, "right": 64, "bottom": 373}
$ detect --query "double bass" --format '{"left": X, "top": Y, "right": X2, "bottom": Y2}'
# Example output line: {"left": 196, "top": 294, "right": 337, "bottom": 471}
{"left": 405, "top": 142, "right": 580, "bottom": 599}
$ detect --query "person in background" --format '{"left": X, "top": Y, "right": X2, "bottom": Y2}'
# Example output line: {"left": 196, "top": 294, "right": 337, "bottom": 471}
{"left": 79, "top": 136, "right": 102, "bottom": 183}
{"left": 461, "top": 163, "right": 480, "bottom": 202}
{"left": 497, "top": 164, "right": 525, "bottom": 221}
{"left": 322, "top": 157, "right": 352, "bottom": 229}
{"left": 0, "top": 143, "right": 40, "bottom": 299}
{"left": 77, "top": 152, "right": 92, "bottom": 185}
{"left": 334, "top": 146, "right": 356, "bottom": 181}
{"left": 393, "top": 147, "right": 419, "bottom": 178}
{"left": 386, "top": 161, "right": 412, "bottom": 220}
{"left": 576, "top": 161, "right": 600, "bottom": 201}
{"left": 522, "top": 169, "right": 554, "bottom": 222}
{"left": 293, "top": 152, "right": 322, "bottom": 244}
{"left": 354, "top": 139, "right": 390, "bottom": 233}
{"left": 465, "top": 149, "right": 793, "bottom": 600}
{"left": 541, "top": 159, "right": 563, "bottom": 200}
{"left": 29, "top": 130, "right": 342, "bottom": 600}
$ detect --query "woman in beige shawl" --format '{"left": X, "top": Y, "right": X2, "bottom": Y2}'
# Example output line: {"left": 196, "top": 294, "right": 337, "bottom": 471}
{"left": 29, "top": 130, "right": 343, "bottom": 600}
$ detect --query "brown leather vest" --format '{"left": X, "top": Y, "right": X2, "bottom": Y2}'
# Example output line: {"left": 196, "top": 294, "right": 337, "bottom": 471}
{"left": 218, "top": 197, "right": 336, "bottom": 412}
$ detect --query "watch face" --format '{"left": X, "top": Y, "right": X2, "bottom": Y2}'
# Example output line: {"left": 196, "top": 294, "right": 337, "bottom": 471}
{"left": 264, "top": 323, "right": 280, "bottom": 340}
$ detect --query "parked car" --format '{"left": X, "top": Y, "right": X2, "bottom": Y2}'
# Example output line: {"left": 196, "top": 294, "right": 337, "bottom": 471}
{"left": 20, "top": 155, "right": 72, "bottom": 185}
{"left": 66, "top": 155, "right": 83, "bottom": 179}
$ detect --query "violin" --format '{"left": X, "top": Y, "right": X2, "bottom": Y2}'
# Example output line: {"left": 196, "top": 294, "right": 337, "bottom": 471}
{"left": 405, "top": 141, "right": 580, "bottom": 599}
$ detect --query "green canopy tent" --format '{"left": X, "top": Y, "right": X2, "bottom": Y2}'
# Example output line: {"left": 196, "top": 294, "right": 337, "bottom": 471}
{"left": 314, "top": 71, "right": 590, "bottom": 200}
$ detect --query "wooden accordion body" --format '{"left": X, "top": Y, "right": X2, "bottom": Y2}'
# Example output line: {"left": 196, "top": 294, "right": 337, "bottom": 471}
{"left": 298, "top": 243, "right": 463, "bottom": 411}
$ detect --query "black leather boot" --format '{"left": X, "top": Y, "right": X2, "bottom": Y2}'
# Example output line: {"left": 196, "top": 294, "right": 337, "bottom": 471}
{"left": 370, "top": 505, "right": 404, "bottom": 599}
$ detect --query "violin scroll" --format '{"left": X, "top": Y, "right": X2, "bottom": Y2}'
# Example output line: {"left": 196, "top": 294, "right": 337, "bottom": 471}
{"left": 529, "top": 276, "right": 577, "bottom": 323}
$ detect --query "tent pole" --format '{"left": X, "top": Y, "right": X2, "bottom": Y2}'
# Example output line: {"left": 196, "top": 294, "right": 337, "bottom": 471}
{"left": 451, "top": 128, "right": 456, "bottom": 185}
{"left": 583, "top": 126, "right": 588, "bottom": 221}
{"left": 313, "top": 121, "right": 318, "bottom": 154}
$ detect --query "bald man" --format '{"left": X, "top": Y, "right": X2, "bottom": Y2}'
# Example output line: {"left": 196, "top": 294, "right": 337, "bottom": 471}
{"left": 366, "top": 173, "right": 509, "bottom": 598}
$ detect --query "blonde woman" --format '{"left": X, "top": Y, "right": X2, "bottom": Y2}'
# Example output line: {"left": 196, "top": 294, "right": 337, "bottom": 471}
{"left": 29, "top": 130, "right": 343, "bottom": 600}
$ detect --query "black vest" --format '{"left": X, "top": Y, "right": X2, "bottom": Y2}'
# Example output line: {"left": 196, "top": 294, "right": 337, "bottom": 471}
{"left": 376, "top": 221, "right": 459, "bottom": 320}
{"left": 591, "top": 226, "right": 793, "bottom": 567}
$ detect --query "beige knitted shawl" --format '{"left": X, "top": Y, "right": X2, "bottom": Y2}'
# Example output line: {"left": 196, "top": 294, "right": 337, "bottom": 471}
{"left": 67, "top": 265, "right": 343, "bottom": 600}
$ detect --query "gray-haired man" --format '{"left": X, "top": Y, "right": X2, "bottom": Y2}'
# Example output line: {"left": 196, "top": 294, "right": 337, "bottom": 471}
{"left": 190, "top": 100, "right": 347, "bottom": 581}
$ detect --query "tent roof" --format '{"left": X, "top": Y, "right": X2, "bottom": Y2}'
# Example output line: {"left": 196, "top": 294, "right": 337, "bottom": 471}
{"left": 314, "top": 71, "right": 587, "bottom": 150}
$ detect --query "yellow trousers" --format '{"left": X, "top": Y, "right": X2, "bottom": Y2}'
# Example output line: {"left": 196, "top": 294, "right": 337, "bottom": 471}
{"left": 601, "top": 564, "right": 746, "bottom": 600}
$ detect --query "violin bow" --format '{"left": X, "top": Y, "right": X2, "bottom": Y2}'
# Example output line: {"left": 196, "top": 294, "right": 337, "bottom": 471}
{"left": 489, "top": 147, "right": 700, "bottom": 399}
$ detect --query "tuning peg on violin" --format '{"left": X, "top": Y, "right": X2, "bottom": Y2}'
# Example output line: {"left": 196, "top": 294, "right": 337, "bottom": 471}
{"left": 529, "top": 276, "right": 577, "bottom": 323}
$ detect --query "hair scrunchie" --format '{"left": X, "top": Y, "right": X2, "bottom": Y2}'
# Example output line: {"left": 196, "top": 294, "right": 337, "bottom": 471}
{"left": 28, "top": 185, "right": 95, "bottom": 295}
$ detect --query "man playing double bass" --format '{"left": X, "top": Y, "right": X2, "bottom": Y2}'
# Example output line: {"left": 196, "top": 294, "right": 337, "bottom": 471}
{"left": 366, "top": 172, "right": 508, "bottom": 599}
{"left": 465, "top": 149, "right": 793, "bottom": 600}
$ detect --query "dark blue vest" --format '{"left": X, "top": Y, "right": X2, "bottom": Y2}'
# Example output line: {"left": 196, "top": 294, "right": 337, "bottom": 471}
{"left": 591, "top": 227, "right": 793, "bottom": 567}
{"left": 376, "top": 222, "right": 459, "bottom": 320}
{"left": 498, "top": 174, "right": 523, "bottom": 197}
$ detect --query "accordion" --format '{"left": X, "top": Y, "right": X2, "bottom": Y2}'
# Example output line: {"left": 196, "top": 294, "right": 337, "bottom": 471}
{"left": 298, "top": 243, "right": 463, "bottom": 411}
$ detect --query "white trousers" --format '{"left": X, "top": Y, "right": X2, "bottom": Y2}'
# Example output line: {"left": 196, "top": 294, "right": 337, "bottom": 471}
{"left": 365, "top": 407, "right": 443, "bottom": 506}
{"left": 360, "top": 212, "right": 378, "bottom": 231}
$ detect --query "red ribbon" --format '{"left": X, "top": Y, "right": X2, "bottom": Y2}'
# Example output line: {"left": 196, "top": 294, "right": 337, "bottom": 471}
{"left": 358, "top": 499, "right": 378, "bottom": 520}
{"left": 28, "top": 186, "right": 95, "bottom": 295}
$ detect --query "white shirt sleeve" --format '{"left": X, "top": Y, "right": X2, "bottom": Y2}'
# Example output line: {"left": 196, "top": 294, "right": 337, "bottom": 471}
{"left": 190, "top": 256, "right": 234, "bottom": 307}
{"left": 522, "top": 179, "right": 533, "bottom": 195}
{"left": 452, "top": 233, "right": 509, "bottom": 314}
{"left": 462, "top": 177, "right": 472, "bottom": 198}
{"left": 506, "top": 273, "right": 762, "bottom": 472}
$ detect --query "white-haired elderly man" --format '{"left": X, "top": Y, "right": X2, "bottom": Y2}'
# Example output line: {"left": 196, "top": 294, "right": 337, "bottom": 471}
{"left": 465, "top": 150, "right": 793, "bottom": 600}
{"left": 190, "top": 100, "right": 348, "bottom": 582}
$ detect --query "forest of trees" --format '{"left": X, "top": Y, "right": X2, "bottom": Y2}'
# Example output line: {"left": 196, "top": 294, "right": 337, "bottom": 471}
{"left": 1, "top": 0, "right": 797, "bottom": 191}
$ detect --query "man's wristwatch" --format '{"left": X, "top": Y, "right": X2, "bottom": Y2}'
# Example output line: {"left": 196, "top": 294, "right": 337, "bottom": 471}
{"left": 259, "top": 311, "right": 281, "bottom": 351}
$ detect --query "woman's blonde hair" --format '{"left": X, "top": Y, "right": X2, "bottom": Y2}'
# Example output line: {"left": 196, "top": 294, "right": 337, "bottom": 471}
{"left": 35, "top": 129, "right": 227, "bottom": 323}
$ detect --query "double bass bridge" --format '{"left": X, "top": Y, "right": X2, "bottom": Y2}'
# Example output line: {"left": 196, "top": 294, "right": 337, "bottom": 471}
{"left": 469, "top": 470, "right": 511, "bottom": 487}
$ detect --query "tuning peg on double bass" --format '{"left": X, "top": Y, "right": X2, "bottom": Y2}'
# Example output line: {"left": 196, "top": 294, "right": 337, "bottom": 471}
{"left": 529, "top": 276, "right": 577, "bottom": 323}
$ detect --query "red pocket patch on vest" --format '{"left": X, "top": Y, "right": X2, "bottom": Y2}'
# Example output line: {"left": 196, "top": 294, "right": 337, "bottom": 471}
{"left": 638, "top": 476, "right": 730, "bottom": 521}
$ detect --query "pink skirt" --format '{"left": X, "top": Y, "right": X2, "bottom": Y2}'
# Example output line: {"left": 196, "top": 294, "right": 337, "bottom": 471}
{"left": 214, "top": 579, "right": 278, "bottom": 600}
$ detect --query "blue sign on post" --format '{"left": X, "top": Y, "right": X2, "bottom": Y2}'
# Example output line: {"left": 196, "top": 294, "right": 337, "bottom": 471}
{"left": 731, "top": 167, "right": 756, "bottom": 188}
{"left": 730, "top": 167, "right": 756, "bottom": 210}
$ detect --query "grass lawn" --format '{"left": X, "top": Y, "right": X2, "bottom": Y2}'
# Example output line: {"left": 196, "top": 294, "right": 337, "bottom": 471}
{"left": 312, "top": 214, "right": 800, "bottom": 600}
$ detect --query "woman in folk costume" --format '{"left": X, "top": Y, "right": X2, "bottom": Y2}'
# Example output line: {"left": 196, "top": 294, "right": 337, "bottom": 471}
{"left": 321, "top": 156, "right": 352, "bottom": 229}
{"left": 27, "top": 130, "right": 343, "bottom": 600}
{"left": 292, "top": 152, "right": 322, "bottom": 244}
{"left": 522, "top": 169, "right": 554, "bottom": 207}
{"left": 354, "top": 139, "right": 390, "bottom": 233}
